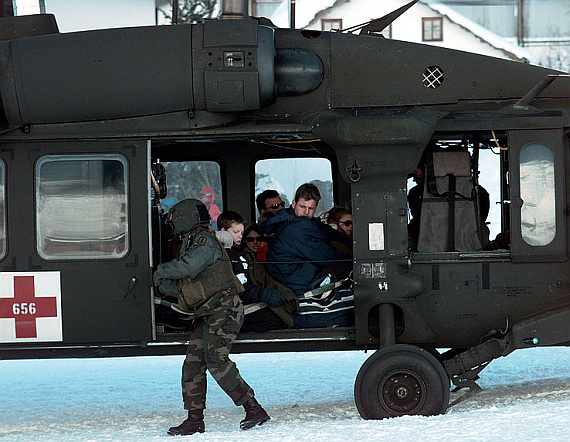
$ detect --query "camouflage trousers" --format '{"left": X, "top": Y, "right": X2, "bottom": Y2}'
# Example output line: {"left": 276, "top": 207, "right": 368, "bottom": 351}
{"left": 182, "top": 293, "right": 254, "bottom": 411}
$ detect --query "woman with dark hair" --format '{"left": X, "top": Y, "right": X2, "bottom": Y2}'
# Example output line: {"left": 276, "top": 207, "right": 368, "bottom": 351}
{"left": 326, "top": 207, "right": 353, "bottom": 240}
{"left": 240, "top": 222, "right": 298, "bottom": 332}
{"left": 243, "top": 223, "right": 268, "bottom": 261}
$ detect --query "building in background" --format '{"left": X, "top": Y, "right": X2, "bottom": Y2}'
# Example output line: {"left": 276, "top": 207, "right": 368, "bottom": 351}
{"left": 270, "top": 0, "right": 534, "bottom": 62}
{"left": 267, "top": 0, "right": 569, "bottom": 70}
{"left": 429, "top": 0, "right": 570, "bottom": 72}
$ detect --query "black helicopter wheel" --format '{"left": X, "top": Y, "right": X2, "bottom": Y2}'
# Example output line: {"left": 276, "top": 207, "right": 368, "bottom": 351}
{"left": 354, "top": 344, "right": 450, "bottom": 419}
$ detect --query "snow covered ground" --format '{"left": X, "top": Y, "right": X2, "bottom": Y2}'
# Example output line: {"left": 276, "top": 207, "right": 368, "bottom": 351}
{"left": 2, "top": 347, "right": 570, "bottom": 442}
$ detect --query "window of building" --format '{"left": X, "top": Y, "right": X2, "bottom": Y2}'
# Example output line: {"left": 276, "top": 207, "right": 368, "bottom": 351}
{"left": 36, "top": 155, "right": 129, "bottom": 260}
{"left": 254, "top": 157, "right": 333, "bottom": 218}
{"left": 519, "top": 143, "right": 556, "bottom": 246}
{"left": 422, "top": 17, "right": 443, "bottom": 42}
{"left": 322, "top": 19, "right": 343, "bottom": 31}
{"left": 161, "top": 161, "right": 223, "bottom": 228}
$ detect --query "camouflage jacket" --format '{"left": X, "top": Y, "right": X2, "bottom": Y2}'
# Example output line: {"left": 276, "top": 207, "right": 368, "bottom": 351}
{"left": 153, "top": 225, "right": 240, "bottom": 317}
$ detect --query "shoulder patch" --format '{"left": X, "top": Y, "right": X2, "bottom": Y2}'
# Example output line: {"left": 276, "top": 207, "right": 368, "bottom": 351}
{"left": 196, "top": 236, "right": 207, "bottom": 246}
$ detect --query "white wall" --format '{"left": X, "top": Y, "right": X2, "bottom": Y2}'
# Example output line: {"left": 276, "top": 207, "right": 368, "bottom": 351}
{"left": 44, "top": 0, "right": 156, "bottom": 32}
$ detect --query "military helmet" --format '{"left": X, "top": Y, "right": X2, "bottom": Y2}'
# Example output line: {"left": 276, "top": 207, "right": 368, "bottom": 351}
{"left": 168, "top": 198, "right": 210, "bottom": 234}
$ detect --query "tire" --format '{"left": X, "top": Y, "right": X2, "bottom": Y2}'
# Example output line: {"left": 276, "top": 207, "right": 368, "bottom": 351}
{"left": 354, "top": 344, "right": 450, "bottom": 419}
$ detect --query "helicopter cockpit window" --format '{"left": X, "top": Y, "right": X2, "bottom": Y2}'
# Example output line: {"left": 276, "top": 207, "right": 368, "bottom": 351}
{"left": 254, "top": 157, "right": 333, "bottom": 218}
{"left": 519, "top": 143, "right": 556, "bottom": 246}
{"left": 35, "top": 154, "right": 129, "bottom": 260}
{"left": 161, "top": 161, "right": 223, "bottom": 230}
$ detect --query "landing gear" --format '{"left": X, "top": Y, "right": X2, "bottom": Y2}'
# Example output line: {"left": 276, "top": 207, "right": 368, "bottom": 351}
{"left": 354, "top": 344, "right": 450, "bottom": 419}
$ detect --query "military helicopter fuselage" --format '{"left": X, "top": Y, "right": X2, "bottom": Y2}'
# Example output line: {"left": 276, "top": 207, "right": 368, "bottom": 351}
{"left": 1, "top": 0, "right": 569, "bottom": 420}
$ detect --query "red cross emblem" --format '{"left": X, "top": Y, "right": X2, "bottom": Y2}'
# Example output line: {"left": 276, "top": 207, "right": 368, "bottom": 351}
{"left": 0, "top": 275, "right": 58, "bottom": 339}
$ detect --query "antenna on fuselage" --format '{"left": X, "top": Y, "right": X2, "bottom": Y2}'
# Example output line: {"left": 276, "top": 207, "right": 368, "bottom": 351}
{"left": 513, "top": 74, "right": 570, "bottom": 110}
{"left": 342, "top": 0, "right": 418, "bottom": 36}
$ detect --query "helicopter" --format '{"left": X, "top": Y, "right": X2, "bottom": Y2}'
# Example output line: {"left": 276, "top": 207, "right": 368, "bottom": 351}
{"left": 1, "top": 0, "right": 570, "bottom": 420}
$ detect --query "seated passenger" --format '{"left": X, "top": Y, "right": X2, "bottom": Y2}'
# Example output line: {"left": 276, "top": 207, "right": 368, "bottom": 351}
{"left": 217, "top": 210, "right": 245, "bottom": 254}
{"left": 217, "top": 211, "right": 297, "bottom": 332}
{"left": 243, "top": 223, "right": 268, "bottom": 261}
{"left": 328, "top": 208, "right": 353, "bottom": 240}
{"left": 261, "top": 183, "right": 354, "bottom": 329}
{"left": 256, "top": 189, "right": 286, "bottom": 219}
{"left": 323, "top": 207, "right": 353, "bottom": 257}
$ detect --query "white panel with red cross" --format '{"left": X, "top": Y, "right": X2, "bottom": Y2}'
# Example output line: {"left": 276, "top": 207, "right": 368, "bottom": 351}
{"left": 0, "top": 272, "right": 62, "bottom": 343}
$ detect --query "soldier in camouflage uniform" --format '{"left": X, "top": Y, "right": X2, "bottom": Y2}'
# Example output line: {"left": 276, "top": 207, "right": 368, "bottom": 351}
{"left": 153, "top": 199, "right": 270, "bottom": 436}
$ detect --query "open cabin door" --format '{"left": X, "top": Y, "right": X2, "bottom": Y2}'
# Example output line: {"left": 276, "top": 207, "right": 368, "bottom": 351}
{"left": 0, "top": 140, "right": 152, "bottom": 353}
{"left": 509, "top": 129, "right": 567, "bottom": 262}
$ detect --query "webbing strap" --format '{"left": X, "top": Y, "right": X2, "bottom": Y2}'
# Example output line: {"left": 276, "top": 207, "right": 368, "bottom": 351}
{"left": 243, "top": 277, "right": 351, "bottom": 316}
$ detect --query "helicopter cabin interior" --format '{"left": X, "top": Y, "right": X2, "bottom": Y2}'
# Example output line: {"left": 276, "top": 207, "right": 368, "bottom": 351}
{"left": 144, "top": 126, "right": 565, "bottom": 351}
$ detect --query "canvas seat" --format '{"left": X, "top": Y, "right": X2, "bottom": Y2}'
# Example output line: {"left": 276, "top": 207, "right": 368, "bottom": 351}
{"left": 417, "top": 150, "right": 488, "bottom": 252}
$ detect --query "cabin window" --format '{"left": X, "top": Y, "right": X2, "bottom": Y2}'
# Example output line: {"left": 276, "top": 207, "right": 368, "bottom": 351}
{"left": 161, "top": 161, "right": 223, "bottom": 229}
{"left": 254, "top": 157, "right": 333, "bottom": 219}
{"left": 479, "top": 148, "right": 502, "bottom": 241}
{"left": 35, "top": 155, "right": 129, "bottom": 260}
{"left": 519, "top": 143, "right": 556, "bottom": 246}
{"left": 422, "top": 17, "right": 443, "bottom": 42}
{"left": 0, "top": 161, "right": 5, "bottom": 259}
{"left": 322, "top": 19, "right": 342, "bottom": 31}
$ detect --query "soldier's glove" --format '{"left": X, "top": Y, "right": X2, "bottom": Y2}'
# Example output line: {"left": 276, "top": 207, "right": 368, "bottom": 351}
{"left": 260, "top": 289, "right": 287, "bottom": 307}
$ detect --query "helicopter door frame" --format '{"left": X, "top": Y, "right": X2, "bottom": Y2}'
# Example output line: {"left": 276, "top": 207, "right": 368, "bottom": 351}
{"left": 508, "top": 129, "right": 567, "bottom": 263}
{"left": 0, "top": 140, "right": 153, "bottom": 349}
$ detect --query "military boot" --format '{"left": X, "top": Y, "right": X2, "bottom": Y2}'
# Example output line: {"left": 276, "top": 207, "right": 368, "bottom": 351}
{"left": 240, "top": 397, "right": 270, "bottom": 430}
{"left": 167, "top": 409, "right": 205, "bottom": 436}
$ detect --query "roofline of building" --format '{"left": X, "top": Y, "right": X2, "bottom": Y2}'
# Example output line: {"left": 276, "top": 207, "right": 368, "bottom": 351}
{"left": 303, "top": 0, "right": 534, "bottom": 63}
{"left": 424, "top": 1, "right": 534, "bottom": 62}
{"left": 308, "top": 0, "right": 349, "bottom": 29}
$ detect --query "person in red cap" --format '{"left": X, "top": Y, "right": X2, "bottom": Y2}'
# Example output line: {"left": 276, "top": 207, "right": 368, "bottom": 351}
{"left": 199, "top": 187, "right": 221, "bottom": 223}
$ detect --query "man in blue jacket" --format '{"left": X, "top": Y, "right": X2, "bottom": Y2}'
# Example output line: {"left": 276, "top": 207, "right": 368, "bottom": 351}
{"left": 261, "top": 183, "right": 353, "bottom": 328}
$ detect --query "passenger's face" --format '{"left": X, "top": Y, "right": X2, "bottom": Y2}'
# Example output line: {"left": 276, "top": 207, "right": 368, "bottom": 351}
{"left": 245, "top": 231, "right": 265, "bottom": 252}
{"left": 223, "top": 222, "right": 244, "bottom": 245}
{"left": 337, "top": 214, "right": 353, "bottom": 238}
{"left": 292, "top": 198, "right": 318, "bottom": 219}
{"left": 200, "top": 193, "right": 212, "bottom": 204}
{"left": 263, "top": 196, "right": 285, "bottom": 213}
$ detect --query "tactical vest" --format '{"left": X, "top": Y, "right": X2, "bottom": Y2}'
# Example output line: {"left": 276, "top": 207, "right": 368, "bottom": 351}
{"left": 177, "top": 232, "right": 243, "bottom": 311}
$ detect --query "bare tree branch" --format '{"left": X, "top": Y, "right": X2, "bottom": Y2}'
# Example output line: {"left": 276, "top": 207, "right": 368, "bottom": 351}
{"left": 159, "top": 0, "right": 219, "bottom": 24}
